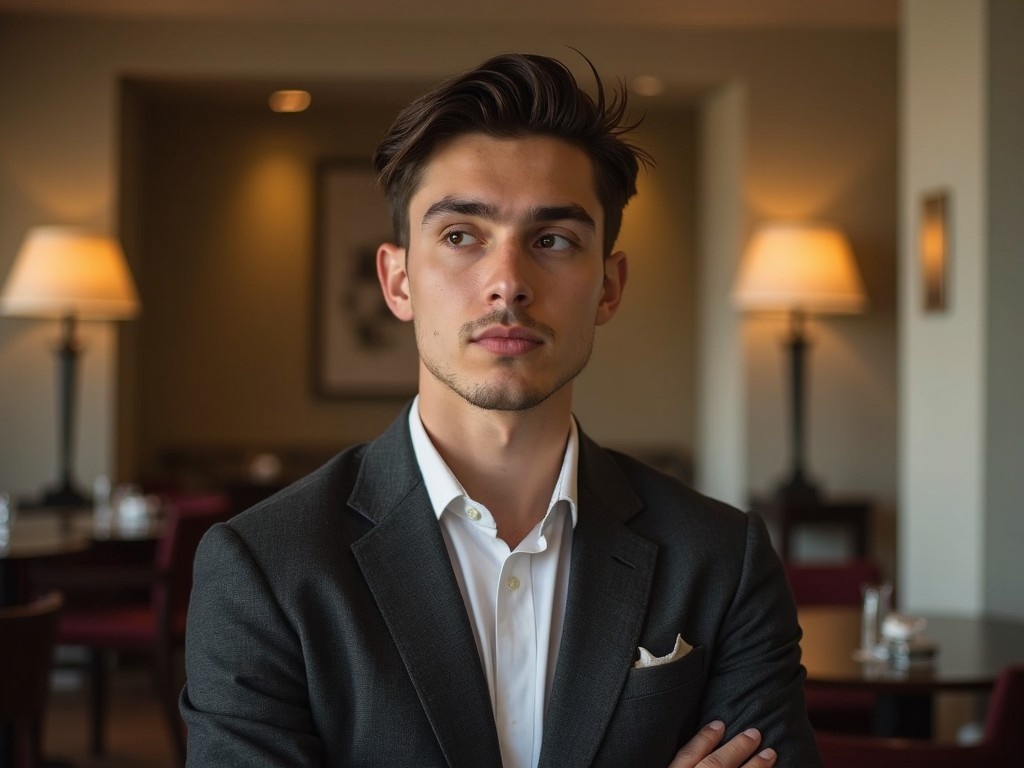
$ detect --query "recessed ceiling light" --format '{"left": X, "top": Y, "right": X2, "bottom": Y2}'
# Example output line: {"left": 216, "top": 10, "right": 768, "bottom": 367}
{"left": 630, "top": 75, "right": 664, "bottom": 98}
{"left": 269, "top": 90, "right": 312, "bottom": 113}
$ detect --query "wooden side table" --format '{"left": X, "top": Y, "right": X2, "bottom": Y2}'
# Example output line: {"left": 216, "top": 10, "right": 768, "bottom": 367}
{"left": 752, "top": 496, "right": 873, "bottom": 561}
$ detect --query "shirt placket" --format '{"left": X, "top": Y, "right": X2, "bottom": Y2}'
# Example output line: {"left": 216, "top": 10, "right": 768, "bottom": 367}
{"left": 494, "top": 548, "right": 537, "bottom": 768}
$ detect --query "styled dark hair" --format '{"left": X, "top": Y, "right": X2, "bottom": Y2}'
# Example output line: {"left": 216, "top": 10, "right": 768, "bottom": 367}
{"left": 373, "top": 52, "right": 651, "bottom": 255}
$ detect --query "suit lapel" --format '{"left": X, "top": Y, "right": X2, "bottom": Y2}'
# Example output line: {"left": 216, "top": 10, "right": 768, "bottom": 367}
{"left": 349, "top": 412, "right": 503, "bottom": 768}
{"left": 539, "top": 435, "right": 658, "bottom": 768}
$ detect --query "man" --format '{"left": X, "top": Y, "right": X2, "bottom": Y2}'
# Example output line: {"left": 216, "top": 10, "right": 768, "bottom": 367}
{"left": 181, "top": 53, "right": 822, "bottom": 768}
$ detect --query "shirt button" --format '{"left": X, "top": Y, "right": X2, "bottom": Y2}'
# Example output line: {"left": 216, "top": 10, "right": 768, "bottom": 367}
{"left": 467, "top": 507, "right": 481, "bottom": 521}
{"left": 507, "top": 576, "right": 521, "bottom": 591}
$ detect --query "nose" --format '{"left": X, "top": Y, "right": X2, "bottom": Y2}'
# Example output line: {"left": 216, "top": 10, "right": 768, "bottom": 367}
{"left": 484, "top": 238, "right": 534, "bottom": 308}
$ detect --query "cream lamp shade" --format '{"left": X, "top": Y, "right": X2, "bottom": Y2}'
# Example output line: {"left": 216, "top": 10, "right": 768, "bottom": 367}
{"left": 0, "top": 226, "right": 140, "bottom": 320}
{"left": 733, "top": 223, "right": 867, "bottom": 315}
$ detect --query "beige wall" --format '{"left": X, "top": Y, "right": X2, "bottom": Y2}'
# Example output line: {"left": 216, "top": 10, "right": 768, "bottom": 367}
{"left": 984, "top": 0, "right": 1024, "bottom": 620}
{"left": 122, "top": 88, "right": 696, "bottom": 480}
{"left": 0, "top": 15, "right": 898, "bottom": 546}
{"left": 695, "top": 81, "right": 747, "bottom": 507}
{"left": 901, "top": 0, "right": 1024, "bottom": 620}
{"left": 901, "top": 0, "right": 987, "bottom": 616}
{"left": 125, "top": 91, "right": 411, "bottom": 479}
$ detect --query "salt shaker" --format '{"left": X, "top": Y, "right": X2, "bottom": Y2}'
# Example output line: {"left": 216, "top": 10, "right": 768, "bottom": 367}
{"left": 0, "top": 491, "right": 12, "bottom": 550}
{"left": 878, "top": 581, "right": 893, "bottom": 627}
{"left": 93, "top": 475, "right": 114, "bottom": 536}
{"left": 861, "top": 585, "right": 880, "bottom": 656}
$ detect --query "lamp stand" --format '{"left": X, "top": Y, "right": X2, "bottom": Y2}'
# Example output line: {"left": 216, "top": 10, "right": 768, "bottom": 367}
{"left": 41, "top": 314, "right": 90, "bottom": 507}
{"left": 776, "top": 309, "right": 820, "bottom": 503}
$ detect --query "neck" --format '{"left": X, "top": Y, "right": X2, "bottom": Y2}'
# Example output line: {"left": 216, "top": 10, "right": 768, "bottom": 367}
{"left": 418, "top": 380, "right": 573, "bottom": 548}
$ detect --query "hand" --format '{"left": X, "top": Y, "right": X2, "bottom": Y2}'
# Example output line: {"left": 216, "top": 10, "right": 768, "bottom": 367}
{"left": 668, "top": 721, "right": 777, "bottom": 768}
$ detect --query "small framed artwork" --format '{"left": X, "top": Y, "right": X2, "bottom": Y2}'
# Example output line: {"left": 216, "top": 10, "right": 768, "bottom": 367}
{"left": 312, "top": 159, "right": 418, "bottom": 398}
{"left": 920, "top": 190, "right": 951, "bottom": 313}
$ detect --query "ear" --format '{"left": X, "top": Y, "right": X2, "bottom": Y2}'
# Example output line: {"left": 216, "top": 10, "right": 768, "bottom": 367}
{"left": 377, "top": 242, "right": 413, "bottom": 322}
{"left": 595, "top": 250, "right": 627, "bottom": 326}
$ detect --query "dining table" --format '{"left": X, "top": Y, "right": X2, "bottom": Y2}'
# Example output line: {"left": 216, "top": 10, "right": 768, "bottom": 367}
{"left": 799, "top": 604, "right": 1024, "bottom": 738}
{"left": 1, "top": 504, "right": 163, "bottom": 768}
{"left": 0, "top": 507, "right": 94, "bottom": 606}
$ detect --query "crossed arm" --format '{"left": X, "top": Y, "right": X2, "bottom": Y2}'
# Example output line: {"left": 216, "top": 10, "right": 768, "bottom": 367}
{"left": 656, "top": 509, "right": 824, "bottom": 768}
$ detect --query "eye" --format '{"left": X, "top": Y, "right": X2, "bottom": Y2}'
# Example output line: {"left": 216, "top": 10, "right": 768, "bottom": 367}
{"left": 535, "top": 233, "right": 575, "bottom": 252}
{"left": 443, "top": 230, "right": 480, "bottom": 247}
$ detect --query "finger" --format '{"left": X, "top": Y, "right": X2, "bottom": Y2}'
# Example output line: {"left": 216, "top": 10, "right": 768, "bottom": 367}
{"left": 668, "top": 720, "right": 727, "bottom": 767}
{"left": 704, "top": 729, "right": 778, "bottom": 768}
{"left": 749, "top": 747, "right": 777, "bottom": 766}
{"left": 707, "top": 728, "right": 763, "bottom": 767}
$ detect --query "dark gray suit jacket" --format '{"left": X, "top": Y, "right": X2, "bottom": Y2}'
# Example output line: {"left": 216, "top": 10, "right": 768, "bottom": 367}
{"left": 181, "top": 409, "right": 822, "bottom": 767}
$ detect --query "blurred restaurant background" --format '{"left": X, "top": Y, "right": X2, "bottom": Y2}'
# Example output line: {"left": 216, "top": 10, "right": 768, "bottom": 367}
{"left": 1, "top": 0, "right": 1022, "bottom": 765}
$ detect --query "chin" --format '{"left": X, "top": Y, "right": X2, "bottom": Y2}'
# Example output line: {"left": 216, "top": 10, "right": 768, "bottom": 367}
{"left": 460, "top": 384, "right": 553, "bottom": 412}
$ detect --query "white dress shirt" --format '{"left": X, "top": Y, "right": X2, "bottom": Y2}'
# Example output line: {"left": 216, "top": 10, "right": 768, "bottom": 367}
{"left": 408, "top": 398, "right": 578, "bottom": 768}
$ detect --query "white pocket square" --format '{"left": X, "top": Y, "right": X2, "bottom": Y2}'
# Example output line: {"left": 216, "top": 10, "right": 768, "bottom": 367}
{"left": 633, "top": 633, "right": 694, "bottom": 669}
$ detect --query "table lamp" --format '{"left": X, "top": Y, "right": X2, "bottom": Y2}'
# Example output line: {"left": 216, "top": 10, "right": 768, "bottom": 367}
{"left": 733, "top": 223, "right": 866, "bottom": 502}
{"left": 0, "top": 226, "right": 140, "bottom": 506}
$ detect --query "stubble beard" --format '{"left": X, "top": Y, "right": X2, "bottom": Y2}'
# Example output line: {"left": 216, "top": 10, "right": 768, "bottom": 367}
{"left": 416, "top": 309, "right": 595, "bottom": 412}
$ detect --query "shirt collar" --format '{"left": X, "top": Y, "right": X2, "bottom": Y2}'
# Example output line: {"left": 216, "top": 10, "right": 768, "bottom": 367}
{"left": 408, "top": 395, "right": 579, "bottom": 528}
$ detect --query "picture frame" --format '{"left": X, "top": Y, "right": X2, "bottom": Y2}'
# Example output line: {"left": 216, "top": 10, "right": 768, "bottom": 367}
{"left": 312, "top": 159, "right": 418, "bottom": 398}
{"left": 920, "top": 190, "right": 951, "bottom": 313}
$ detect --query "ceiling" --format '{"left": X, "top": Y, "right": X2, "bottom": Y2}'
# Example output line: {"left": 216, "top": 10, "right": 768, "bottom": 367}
{"left": 0, "top": 0, "right": 898, "bottom": 28}
{"left": 3, "top": 0, "right": 899, "bottom": 111}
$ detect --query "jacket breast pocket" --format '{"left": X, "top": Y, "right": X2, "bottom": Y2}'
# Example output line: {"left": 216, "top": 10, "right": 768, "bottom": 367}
{"left": 619, "top": 644, "right": 706, "bottom": 701}
{"left": 592, "top": 646, "right": 708, "bottom": 767}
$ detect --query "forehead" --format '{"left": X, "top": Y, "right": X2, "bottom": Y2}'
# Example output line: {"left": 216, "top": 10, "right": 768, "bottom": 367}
{"left": 410, "top": 133, "right": 603, "bottom": 222}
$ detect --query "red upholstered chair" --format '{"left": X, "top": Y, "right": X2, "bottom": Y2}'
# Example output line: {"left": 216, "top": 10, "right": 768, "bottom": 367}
{"left": 785, "top": 559, "right": 883, "bottom": 607}
{"left": 57, "top": 493, "right": 230, "bottom": 766}
{"left": 0, "top": 592, "right": 63, "bottom": 768}
{"left": 816, "top": 664, "right": 1024, "bottom": 767}
{"left": 787, "top": 559, "right": 884, "bottom": 734}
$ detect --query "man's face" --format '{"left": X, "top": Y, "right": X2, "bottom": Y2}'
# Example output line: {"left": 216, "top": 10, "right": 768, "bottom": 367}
{"left": 377, "top": 133, "right": 626, "bottom": 412}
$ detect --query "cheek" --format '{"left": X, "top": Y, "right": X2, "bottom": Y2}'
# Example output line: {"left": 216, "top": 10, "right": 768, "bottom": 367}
{"left": 563, "top": 275, "right": 607, "bottom": 317}
{"left": 412, "top": 264, "right": 479, "bottom": 313}
{"left": 409, "top": 275, "right": 467, "bottom": 336}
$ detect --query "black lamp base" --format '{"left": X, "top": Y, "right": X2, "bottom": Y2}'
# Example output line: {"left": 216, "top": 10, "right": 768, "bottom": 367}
{"left": 775, "top": 472, "right": 821, "bottom": 505}
{"left": 41, "top": 314, "right": 91, "bottom": 510}
{"left": 40, "top": 481, "right": 91, "bottom": 508}
{"left": 775, "top": 309, "right": 824, "bottom": 507}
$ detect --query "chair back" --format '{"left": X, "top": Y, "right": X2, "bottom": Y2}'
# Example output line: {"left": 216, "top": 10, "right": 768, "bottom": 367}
{"left": 984, "top": 663, "right": 1024, "bottom": 762}
{"left": 152, "top": 493, "right": 231, "bottom": 640}
{"left": 0, "top": 591, "right": 64, "bottom": 721}
{"left": 785, "top": 559, "right": 882, "bottom": 606}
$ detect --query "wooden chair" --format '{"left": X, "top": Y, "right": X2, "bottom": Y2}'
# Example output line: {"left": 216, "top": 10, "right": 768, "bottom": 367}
{"left": 816, "top": 664, "right": 1024, "bottom": 767}
{"left": 56, "top": 493, "right": 230, "bottom": 766}
{"left": 0, "top": 591, "right": 64, "bottom": 768}
{"left": 787, "top": 559, "right": 884, "bottom": 734}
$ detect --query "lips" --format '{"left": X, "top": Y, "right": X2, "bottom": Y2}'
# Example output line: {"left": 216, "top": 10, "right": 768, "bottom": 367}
{"left": 471, "top": 326, "right": 544, "bottom": 356}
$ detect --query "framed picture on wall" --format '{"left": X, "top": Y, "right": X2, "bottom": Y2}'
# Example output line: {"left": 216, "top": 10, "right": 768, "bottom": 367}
{"left": 313, "top": 159, "right": 418, "bottom": 397}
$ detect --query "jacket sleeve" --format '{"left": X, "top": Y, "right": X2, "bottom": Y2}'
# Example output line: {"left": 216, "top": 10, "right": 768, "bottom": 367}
{"left": 698, "top": 512, "right": 824, "bottom": 768}
{"left": 180, "top": 523, "right": 323, "bottom": 767}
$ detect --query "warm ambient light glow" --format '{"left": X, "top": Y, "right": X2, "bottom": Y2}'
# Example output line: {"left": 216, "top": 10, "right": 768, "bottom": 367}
{"left": 920, "top": 192, "right": 949, "bottom": 312}
{"left": 0, "top": 226, "right": 140, "bottom": 320}
{"left": 269, "top": 89, "right": 312, "bottom": 113}
{"left": 630, "top": 75, "right": 665, "bottom": 97}
{"left": 733, "top": 223, "right": 867, "bottom": 314}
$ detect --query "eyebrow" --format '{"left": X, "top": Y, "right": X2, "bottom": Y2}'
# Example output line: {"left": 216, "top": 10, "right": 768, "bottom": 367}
{"left": 420, "top": 196, "right": 596, "bottom": 232}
